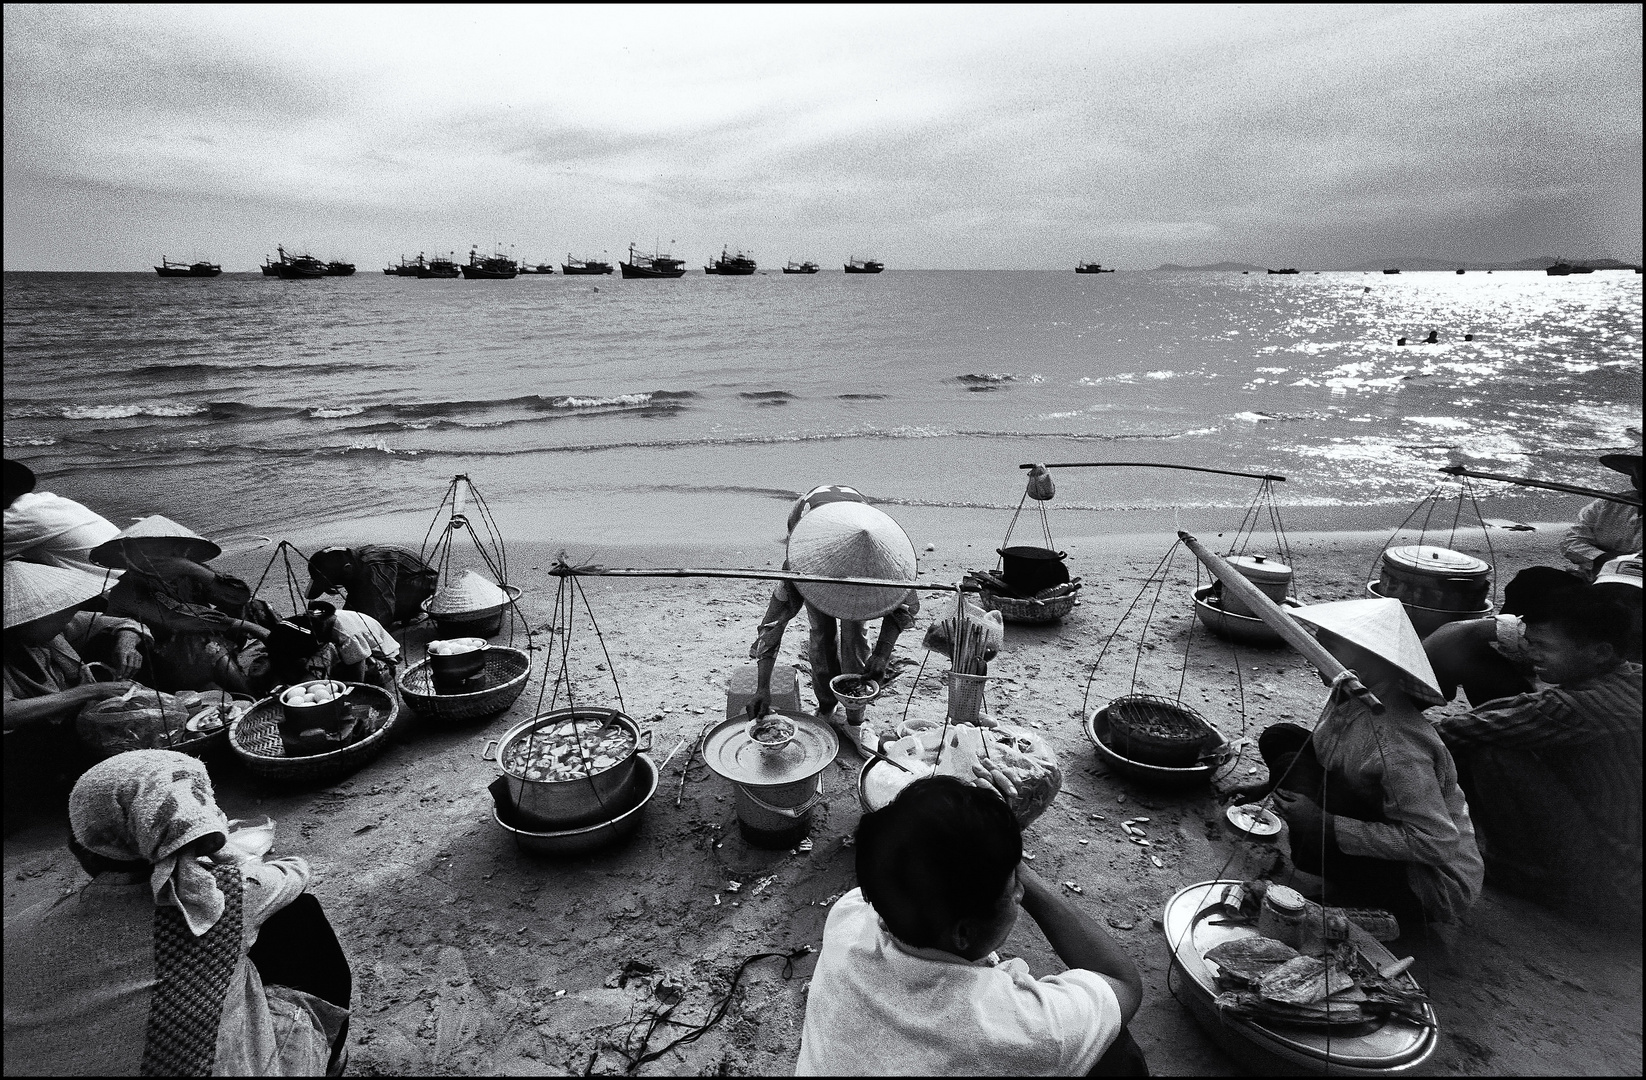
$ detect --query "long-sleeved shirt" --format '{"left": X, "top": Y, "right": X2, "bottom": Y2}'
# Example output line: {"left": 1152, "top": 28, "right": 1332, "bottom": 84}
{"left": 1436, "top": 662, "right": 1642, "bottom": 912}
{"left": 2, "top": 611, "right": 150, "bottom": 709}
{"left": 749, "top": 579, "right": 919, "bottom": 667}
{"left": 1558, "top": 494, "right": 1642, "bottom": 577}
{"left": 1311, "top": 689, "right": 1484, "bottom": 926}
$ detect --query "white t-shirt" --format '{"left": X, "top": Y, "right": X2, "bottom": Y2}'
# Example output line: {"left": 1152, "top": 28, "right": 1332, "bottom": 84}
{"left": 795, "top": 889, "right": 1121, "bottom": 1076}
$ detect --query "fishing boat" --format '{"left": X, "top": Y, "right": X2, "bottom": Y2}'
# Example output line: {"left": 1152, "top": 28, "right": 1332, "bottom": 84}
{"left": 324, "top": 260, "right": 356, "bottom": 276}
{"left": 418, "top": 253, "right": 460, "bottom": 279}
{"left": 1382, "top": 268, "right": 1401, "bottom": 274}
{"left": 783, "top": 260, "right": 820, "bottom": 274}
{"left": 619, "top": 242, "right": 686, "bottom": 279}
{"left": 844, "top": 257, "right": 884, "bottom": 274}
{"left": 261, "top": 258, "right": 281, "bottom": 277}
{"left": 154, "top": 257, "right": 222, "bottom": 277}
{"left": 387, "top": 254, "right": 425, "bottom": 277}
{"left": 1455, "top": 268, "right": 1465, "bottom": 274}
{"left": 273, "top": 246, "right": 326, "bottom": 279}
{"left": 461, "top": 246, "right": 518, "bottom": 279}
{"left": 562, "top": 254, "right": 614, "bottom": 275}
{"left": 520, "top": 263, "right": 556, "bottom": 274}
{"left": 1266, "top": 268, "right": 1299, "bottom": 275}
{"left": 705, "top": 247, "right": 757, "bottom": 275}
{"left": 1075, "top": 261, "right": 1115, "bottom": 273}
{"left": 1546, "top": 262, "right": 1593, "bottom": 276}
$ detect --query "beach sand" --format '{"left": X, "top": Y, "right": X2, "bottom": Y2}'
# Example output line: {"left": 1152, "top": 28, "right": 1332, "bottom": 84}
{"left": 4, "top": 521, "right": 1641, "bottom": 1075}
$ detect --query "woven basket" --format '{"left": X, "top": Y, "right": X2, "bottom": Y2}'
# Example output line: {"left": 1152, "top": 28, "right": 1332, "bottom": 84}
{"left": 399, "top": 646, "right": 531, "bottom": 723}
{"left": 229, "top": 683, "right": 400, "bottom": 785}
{"left": 977, "top": 582, "right": 1081, "bottom": 624}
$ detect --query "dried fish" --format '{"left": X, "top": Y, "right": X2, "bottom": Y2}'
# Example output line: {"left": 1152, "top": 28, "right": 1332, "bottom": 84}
{"left": 1150, "top": 855, "right": 1163, "bottom": 868}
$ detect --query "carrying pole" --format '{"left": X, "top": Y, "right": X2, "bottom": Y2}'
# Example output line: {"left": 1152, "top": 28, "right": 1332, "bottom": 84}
{"left": 1178, "top": 531, "right": 1384, "bottom": 714}
{"left": 1020, "top": 461, "right": 1285, "bottom": 482}
{"left": 1438, "top": 466, "right": 1640, "bottom": 506}
{"left": 547, "top": 564, "right": 979, "bottom": 594}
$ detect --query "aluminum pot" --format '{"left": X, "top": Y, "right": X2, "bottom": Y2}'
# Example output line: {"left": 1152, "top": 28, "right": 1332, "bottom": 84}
{"left": 482, "top": 707, "right": 652, "bottom": 830}
{"left": 1218, "top": 554, "right": 1293, "bottom": 618}
{"left": 997, "top": 546, "right": 1070, "bottom": 595}
{"left": 1378, "top": 545, "right": 1490, "bottom": 612}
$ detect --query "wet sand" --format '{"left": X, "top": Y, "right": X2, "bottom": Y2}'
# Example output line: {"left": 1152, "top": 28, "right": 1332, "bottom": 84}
{"left": 5, "top": 524, "right": 1641, "bottom": 1075}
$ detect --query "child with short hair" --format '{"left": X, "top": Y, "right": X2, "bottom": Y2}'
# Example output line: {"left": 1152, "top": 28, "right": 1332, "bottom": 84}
{"left": 795, "top": 776, "right": 1146, "bottom": 1076}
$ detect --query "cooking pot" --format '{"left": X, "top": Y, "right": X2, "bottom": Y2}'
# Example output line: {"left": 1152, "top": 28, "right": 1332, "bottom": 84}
{"left": 1217, "top": 554, "right": 1293, "bottom": 618}
{"left": 1378, "top": 545, "right": 1490, "bottom": 612}
{"left": 482, "top": 707, "right": 652, "bottom": 830}
{"left": 997, "top": 546, "right": 1070, "bottom": 595}
{"left": 427, "top": 638, "right": 488, "bottom": 683}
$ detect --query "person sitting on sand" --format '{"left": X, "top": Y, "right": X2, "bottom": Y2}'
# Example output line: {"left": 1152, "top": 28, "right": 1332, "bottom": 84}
{"left": 1435, "top": 593, "right": 1641, "bottom": 931}
{"left": 306, "top": 544, "right": 438, "bottom": 630}
{"left": 3, "top": 458, "right": 123, "bottom": 580}
{"left": 3, "top": 749, "right": 352, "bottom": 1075}
{"left": 746, "top": 485, "right": 919, "bottom": 755}
{"left": 95, "top": 516, "right": 274, "bottom": 695}
{"left": 1558, "top": 451, "right": 1641, "bottom": 581}
{"left": 796, "top": 775, "right": 1147, "bottom": 1076}
{"left": 1422, "top": 565, "right": 1586, "bottom": 707}
{"left": 1244, "top": 598, "right": 1483, "bottom": 929}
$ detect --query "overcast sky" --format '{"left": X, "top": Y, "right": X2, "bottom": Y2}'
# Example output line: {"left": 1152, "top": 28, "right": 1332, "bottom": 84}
{"left": 4, "top": 4, "right": 1641, "bottom": 270}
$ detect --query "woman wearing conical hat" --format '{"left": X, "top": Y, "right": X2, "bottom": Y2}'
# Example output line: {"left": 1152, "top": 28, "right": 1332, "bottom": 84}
{"left": 1241, "top": 598, "right": 1484, "bottom": 930}
{"left": 747, "top": 485, "right": 920, "bottom": 755}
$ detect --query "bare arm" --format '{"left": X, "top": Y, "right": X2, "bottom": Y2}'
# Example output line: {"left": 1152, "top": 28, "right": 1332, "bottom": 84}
{"left": 1017, "top": 863, "right": 1143, "bottom": 1022}
{"left": 3, "top": 682, "right": 133, "bottom": 731}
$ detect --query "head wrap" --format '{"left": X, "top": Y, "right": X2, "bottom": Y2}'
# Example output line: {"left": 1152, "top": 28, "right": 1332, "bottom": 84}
{"left": 68, "top": 750, "right": 231, "bottom": 936}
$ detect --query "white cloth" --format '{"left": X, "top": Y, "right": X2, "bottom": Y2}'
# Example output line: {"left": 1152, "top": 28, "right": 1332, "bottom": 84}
{"left": 330, "top": 609, "right": 400, "bottom": 664}
{"left": 1559, "top": 495, "right": 1642, "bottom": 577}
{"left": 3, "top": 491, "right": 123, "bottom": 581}
{"left": 795, "top": 889, "right": 1121, "bottom": 1076}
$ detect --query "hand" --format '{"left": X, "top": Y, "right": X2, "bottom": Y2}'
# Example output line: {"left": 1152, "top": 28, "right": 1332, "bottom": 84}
{"left": 970, "top": 761, "right": 1019, "bottom": 804}
{"left": 1272, "top": 789, "right": 1325, "bottom": 847}
{"left": 745, "top": 687, "right": 772, "bottom": 720}
{"left": 109, "top": 632, "right": 144, "bottom": 678}
{"left": 863, "top": 654, "right": 890, "bottom": 683}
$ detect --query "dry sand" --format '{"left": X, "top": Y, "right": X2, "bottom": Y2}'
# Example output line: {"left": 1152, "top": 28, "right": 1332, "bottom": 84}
{"left": 5, "top": 521, "right": 1641, "bottom": 1076}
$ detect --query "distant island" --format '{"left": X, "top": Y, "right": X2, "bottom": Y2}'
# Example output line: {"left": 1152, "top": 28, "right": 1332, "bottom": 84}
{"left": 1155, "top": 256, "right": 1638, "bottom": 272}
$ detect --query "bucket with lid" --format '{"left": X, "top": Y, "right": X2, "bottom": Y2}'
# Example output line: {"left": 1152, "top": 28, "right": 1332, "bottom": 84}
{"left": 1374, "top": 545, "right": 1492, "bottom": 635}
{"left": 703, "top": 711, "right": 838, "bottom": 849}
{"left": 1217, "top": 554, "right": 1293, "bottom": 618}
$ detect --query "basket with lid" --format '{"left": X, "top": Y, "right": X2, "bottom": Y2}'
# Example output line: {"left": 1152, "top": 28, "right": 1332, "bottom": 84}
{"left": 482, "top": 707, "right": 652, "bottom": 830}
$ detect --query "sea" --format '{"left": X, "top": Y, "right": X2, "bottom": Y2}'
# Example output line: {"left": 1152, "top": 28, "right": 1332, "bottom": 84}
{"left": 4, "top": 269, "right": 1641, "bottom": 556}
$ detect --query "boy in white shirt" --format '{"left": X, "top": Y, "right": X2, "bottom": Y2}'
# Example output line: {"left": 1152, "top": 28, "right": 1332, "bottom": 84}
{"left": 796, "top": 776, "right": 1147, "bottom": 1076}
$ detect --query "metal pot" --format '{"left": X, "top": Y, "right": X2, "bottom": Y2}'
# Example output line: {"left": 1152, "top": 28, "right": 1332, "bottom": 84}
{"left": 278, "top": 680, "right": 350, "bottom": 730}
{"left": 427, "top": 640, "right": 488, "bottom": 683}
{"left": 482, "top": 707, "right": 652, "bottom": 830}
{"left": 1378, "top": 546, "right": 1490, "bottom": 612}
{"left": 1217, "top": 554, "right": 1293, "bottom": 618}
{"left": 996, "top": 546, "right": 1070, "bottom": 595}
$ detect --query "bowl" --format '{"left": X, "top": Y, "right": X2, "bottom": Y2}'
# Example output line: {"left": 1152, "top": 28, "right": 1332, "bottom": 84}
{"left": 828, "top": 674, "right": 880, "bottom": 707}
{"left": 1086, "top": 706, "right": 1230, "bottom": 789}
{"left": 749, "top": 715, "right": 798, "bottom": 750}
{"left": 1192, "top": 585, "right": 1292, "bottom": 646}
{"left": 489, "top": 756, "right": 658, "bottom": 857}
{"left": 1367, "top": 581, "right": 1491, "bottom": 638}
{"left": 1099, "top": 695, "right": 1215, "bottom": 767}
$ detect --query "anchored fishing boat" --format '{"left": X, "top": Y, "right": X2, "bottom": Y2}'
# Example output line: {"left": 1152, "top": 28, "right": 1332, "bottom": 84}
{"left": 386, "top": 254, "right": 425, "bottom": 277}
{"left": 324, "top": 260, "right": 356, "bottom": 276}
{"left": 619, "top": 242, "right": 686, "bottom": 279}
{"left": 154, "top": 257, "right": 222, "bottom": 277}
{"left": 1075, "top": 261, "right": 1115, "bottom": 273}
{"left": 1267, "top": 268, "right": 1299, "bottom": 275}
{"left": 461, "top": 246, "right": 518, "bottom": 279}
{"left": 562, "top": 254, "right": 613, "bottom": 275}
{"left": 705, "top": 247, "right": 757, "bottom": 275}
{"left": 783, "top": 260, "right": 820, "bottom": 274}
{"left": 844, "top": 256, "right": 884, "bottom": 273}
{"left": 273, "top": 246, "right": 326, "bottom": 279}
{"left": 419, "top": 253, "right": 461, "bottom": 278}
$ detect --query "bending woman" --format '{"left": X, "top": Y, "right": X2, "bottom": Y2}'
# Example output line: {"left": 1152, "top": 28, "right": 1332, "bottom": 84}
{"left": 3, "top": 750, "right": 351, "bottom": 1076}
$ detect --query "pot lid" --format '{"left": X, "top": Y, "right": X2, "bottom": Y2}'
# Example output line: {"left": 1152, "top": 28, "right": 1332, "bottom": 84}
{"left": 1383, "top": 545, "right": 1489, "bottom": 576}
{"left": 1226, "top": 554, "right": 1293, "bottom": 582}
{"left": 702, "top": 712, "right": 838, "bottom": 786}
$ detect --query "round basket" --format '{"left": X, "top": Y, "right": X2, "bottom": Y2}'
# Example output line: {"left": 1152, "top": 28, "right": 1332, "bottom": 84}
{"left": 977, "top": 583, "right": 1081, "bottom": 624}
{"left": 229, "top": 683, "right": 400, "bottom": 785}
{"left": 1099, "top": 694, "right": 1214, "bottom": 768}
{"left": 399, "top": 646, "right": 531, "bottom": 723}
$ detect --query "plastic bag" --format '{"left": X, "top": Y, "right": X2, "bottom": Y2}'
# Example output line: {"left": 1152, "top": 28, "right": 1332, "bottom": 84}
{"left": 221, "top": 816, "right": 278, "bottom": 862}
{"left": 921, "top": 600, "right": 1005, "bottom": 662}
{"left": 76, "top": 687, "right": 191, "bottom": 757}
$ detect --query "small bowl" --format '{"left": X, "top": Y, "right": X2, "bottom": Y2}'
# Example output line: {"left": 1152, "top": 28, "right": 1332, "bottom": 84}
{"left": 829, "top": 674, "right": 880, "bottom": 707}
{"left": 749, "top": 716, "right": 797, "bottom": 751}
{"left": 1225, "top": 802, "right": 1283, "bottom": 839}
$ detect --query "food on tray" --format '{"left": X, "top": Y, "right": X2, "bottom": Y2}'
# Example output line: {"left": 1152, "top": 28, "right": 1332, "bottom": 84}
{"left": 503, "top": 717, "right": 636, "bottom": 782}
{"left": 427, "top": 571, "right": 509, "bottom": 615}
{"left": 427, "top": 637, "right": 485, "bottom": 656}
{"left": 282, "top": 681, "right": 343, "bottom": 707}
{"left": 750, "top": 714, "right": 796, "bottom": 745}
{"left": 1205, "top": 937, "right": 1300, "bottom": 983}
{"left": 871, "top": 720, "right": 1061, "bottom": 826}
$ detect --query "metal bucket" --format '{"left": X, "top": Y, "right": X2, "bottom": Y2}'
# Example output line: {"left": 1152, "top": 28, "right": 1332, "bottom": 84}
{"left": 483, "top": 707, "right": 651, "bottom": 830}
{"left": 1378, "top": 546, "right": 1490, "bottom": 612}
{"left": 733, "top": 774, "right": 825, "bottom": 849}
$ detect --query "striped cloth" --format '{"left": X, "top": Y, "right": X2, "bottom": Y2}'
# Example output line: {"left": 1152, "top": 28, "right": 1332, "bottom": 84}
{"left": 141, "top": 864, "right": 244, "bottom": 1076}
{"left": 1436, "top": 661, "right": 1642, "bottom": 910}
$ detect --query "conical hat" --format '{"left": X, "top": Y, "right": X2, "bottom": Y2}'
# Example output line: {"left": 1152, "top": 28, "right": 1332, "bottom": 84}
{"left": 3, "top": 560, "right": 109, "bottom": 628}
{"left": 91, "top": 515, "right": 221, "bottom": 569}
{"left": 427, "top": 570, "right": 510, "bottom": 614}
{"left": 1598, "top": 451, "right": 1641, "bottom": 477}
{"left": 1290, "top": 597, "right": 1446, "bottom": 706}
{"left": 787, "top": 502, "right": 918, "bottom": 620}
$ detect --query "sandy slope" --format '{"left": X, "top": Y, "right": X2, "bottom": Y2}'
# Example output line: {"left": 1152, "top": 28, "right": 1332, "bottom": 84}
{"left": 5, "top": 525, "right": 1641, "bottom": 1076}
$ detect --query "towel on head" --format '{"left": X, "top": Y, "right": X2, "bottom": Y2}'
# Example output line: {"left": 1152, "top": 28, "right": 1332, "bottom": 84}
{"left": 68, "top": 750, "right": 231, "bottom": 936}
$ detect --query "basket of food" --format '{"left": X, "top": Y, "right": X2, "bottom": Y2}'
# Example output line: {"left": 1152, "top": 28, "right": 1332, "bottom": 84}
{"left": 399, "top": 645, "right": 531, "bottom": 723}
{"left": 229, "top": 682, "right": 400, "bottom": 785}
{"left": 966, "top": 570, "right": 1081, "bottom": 624}
{"left": 77, "top": 688, "right": 253, "bottom": 759}
{"left": 1096, "top": 694, "right": 1217, "bottom": 768}
{"left": 865, "top": 718, "right": 1063, "bottom": 827}
{"left": 482, "top": 707, "right": 652, "bottom": 831}
{"left": 422, "top": 570, "right": 522, "bottom": 638}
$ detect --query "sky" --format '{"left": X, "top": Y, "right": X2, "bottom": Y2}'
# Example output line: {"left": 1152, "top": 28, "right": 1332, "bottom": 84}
{"left": 4, "top": 3, "right": 1641, "bottom": 270}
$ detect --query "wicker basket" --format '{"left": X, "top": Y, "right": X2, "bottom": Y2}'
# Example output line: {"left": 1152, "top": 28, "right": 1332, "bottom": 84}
{"left": 1099, "top": 694, "right": 1214, "bottom": 768}
{"left": 977, "top": 581, "right": 1081, "bottom": 624}
{"left": 399, "top": 646, "right": 531, "bottom": 723}
{"left": 229, "top": 683, "right": 400, "bottom": 785}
